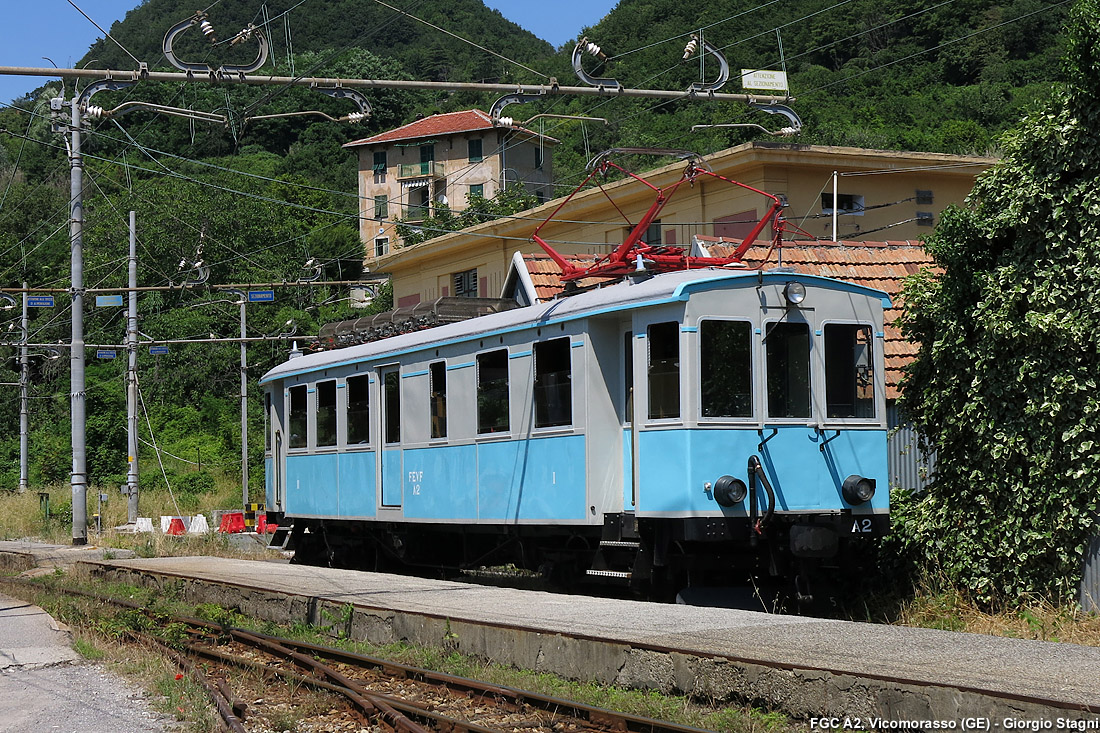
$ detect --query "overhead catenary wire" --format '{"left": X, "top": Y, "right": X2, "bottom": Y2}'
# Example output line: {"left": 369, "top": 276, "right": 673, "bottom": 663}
{"left": 65, "top": 0, "right": 143, "bottom": 68}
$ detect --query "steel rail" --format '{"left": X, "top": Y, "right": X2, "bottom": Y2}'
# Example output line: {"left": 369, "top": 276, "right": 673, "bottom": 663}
{"left": 0, "top": 65, "right": 786, "bottom": 105}
{"left": 128, "top": 630, "right": 247, "bottom": 733}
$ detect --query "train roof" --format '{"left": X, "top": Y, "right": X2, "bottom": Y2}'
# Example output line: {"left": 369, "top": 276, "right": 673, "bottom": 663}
{"left": 260, "top": 268, "right": 890, "bottom": 385}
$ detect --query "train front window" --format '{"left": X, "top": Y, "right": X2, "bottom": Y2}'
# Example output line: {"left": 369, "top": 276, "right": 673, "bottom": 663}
{"left": 766, "top": 322, "right": 811, "bottom": 418}
{"left": 346, "top": 375, "right": 370, "bottom": 444}
{"left": 288, "top": 385, "right": 307, "bottom": 449}
{"left": 477, "top": 349, "right": 509, "bottom": 434}
{"left": 534, "top": 338, "right": 571, "bottom": 428}
{"left": 430, "top": 361, "right": 447, "bottom": 439}
{"left": 316, "top": 380, "right": 337, "bottom": 447}
{"left": 825, "top": 324, "right": 875, "bottom": 418}
{"left": 700, "top": 320, "right": 752, "bottom": 417}
{"left": 648, "top": 322, "right": 680, "bottom": 419}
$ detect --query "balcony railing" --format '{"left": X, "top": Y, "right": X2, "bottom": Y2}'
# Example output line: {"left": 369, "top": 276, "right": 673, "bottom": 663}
{"left": 397, "top": 161, "right": 446, "bottom": 179}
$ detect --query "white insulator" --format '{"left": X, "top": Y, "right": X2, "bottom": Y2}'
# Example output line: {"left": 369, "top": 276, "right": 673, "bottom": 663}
{"left": 84, "top": 105, "right": 105, "bottom": 120}
{"left": 585, "top": 41, "right": 602, "bottom": 57}
{"left": 496, "top": 116, "right": 514, "bottom": 127}
{"left": 346, "top": 112, "right": 367, "bottom": 123}
{"left": 778, "top": 127, "right": 798, "bottom": 137}
{"left": 200, "top": 19, "right": 216, "bottom": 39}
{"left": 682, "top": 37, "right": 698, "bottom": 60}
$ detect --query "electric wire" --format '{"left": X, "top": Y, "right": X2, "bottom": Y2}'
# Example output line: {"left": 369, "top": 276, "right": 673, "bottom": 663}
{"left": 65, "top": 0, "right": 143, "bottom": 68}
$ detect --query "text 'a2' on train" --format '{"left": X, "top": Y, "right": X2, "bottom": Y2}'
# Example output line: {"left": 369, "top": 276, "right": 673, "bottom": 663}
{"left": 260, "top": 150, "right": 889, "bottom": 606}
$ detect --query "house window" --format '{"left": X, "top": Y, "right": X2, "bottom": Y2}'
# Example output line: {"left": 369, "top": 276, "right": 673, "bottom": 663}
{"left": 372, "top": 150, "right": 387, "bottom": 183}
{"left": 627, "top": 219, "right": 662, "bottom": 246}
{"left": 315, "top": 380, "right": 337, "bottom": 447}
{"left": 477, "top": 349, "right": 509, "bottom": 434}
{"left": 468, "top": 138, "right": 483, "bottom": 162}
{"left": 454, "top": 268, "right": 477, "bottom": 298}
{"left": 429, "top": 361, "right": 447, "bottom": 439}
{"left": 648, "top": 321, "right": 679, "bottom": 419}
{"left": 288, "top": 385, "right": 307, "bottom": 449}
{"left": 469, "top": 183, "right": 484, "bottom": 199}
{"left": 700, "top": 320, "right": 752, "bottom": 418}
{"left": 825, "top": 324, "right": 874, "bottom": 418}
{"left": 535, "top": 189, "right": 546, "bottom": 204}
{"left": 374, "top": 237, "right": 389, "bottom": 258}
{"left": 346, "top": 375, "right": 370, "bottom": 445}
{"left": 766, "top": 322, "right": 811, "bottom": 418}
{"left": 821, "top": 193, "right": 865, "bottom": 216}
{"left": 373, "top": 195, "right": 388, "bottom": 220}
{"left": 534, "top": 338, "right": 571, "bottom": 428}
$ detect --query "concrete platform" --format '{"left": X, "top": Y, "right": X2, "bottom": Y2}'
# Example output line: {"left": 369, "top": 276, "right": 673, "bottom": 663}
{"left": 73, "top": 555, "right": 1100, "bottom": 724}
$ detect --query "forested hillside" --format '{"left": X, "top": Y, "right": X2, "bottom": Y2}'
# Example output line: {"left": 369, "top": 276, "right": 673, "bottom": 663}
{"left": 0, "top": 0, "right": 1073, "bottom": 492}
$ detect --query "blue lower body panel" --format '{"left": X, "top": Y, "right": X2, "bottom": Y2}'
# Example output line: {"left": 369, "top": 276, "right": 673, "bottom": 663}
{"left": 402, "top": 444, "right": 478, "bottom": 519}
{"left": 338, "top": 451, "right": 376, "bottom": 518}
{"left": 286, "top": 453, "right": 339, "bottom": 516}
{"left": 638, "top": 427, "right": 888, "bottom": 514}
{"left": 477, "top": 435, "right": 587, "bottom": 520}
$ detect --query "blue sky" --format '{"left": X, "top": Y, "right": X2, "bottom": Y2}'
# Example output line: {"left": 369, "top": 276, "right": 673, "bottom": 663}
{"left": 0, "top": 0, "right": 620, "bottom": 105}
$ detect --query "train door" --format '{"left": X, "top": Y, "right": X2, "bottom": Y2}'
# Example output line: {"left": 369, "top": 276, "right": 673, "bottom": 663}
{"left": 379, "top": 366, "right": 403, "bottom": 507}
{"left": 622, "top": 327, "right": 637, "bottom": 511}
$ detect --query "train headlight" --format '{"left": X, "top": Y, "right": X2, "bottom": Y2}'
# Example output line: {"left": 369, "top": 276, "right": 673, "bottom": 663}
{"left": 713, "top": 475, "right": 747, "bottom": 507}
{"left": 842, "top": 474, "right": 876, "bottom": 505}
{"left": 784, "top": 281, "right": 806, "bottom": 305}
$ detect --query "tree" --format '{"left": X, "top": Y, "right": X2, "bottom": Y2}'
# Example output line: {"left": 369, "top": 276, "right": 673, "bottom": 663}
{"left": 895, "top": 0, "right": 1100, "bottom": 606}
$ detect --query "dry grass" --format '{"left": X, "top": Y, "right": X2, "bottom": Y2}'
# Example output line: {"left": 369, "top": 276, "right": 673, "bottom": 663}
{"left": 0, "top": 476, "right": 280, "bottom": 560}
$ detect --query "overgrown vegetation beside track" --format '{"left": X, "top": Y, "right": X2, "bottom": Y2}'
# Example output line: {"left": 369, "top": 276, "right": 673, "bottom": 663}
{"left": 0, "top": 573, "right": 794, "bottom": 733}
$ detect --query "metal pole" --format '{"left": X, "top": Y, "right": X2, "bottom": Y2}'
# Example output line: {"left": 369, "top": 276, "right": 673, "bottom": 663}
{"left": 126, "top": 210, "right": 139, "bottom": 524}
{"left": 18, "top": 281, "right": 29, "bottom": 493}
{"left": 70, "top": 96, "right": 88, "bottom": 545}
{"left": 240, "top": 298, "right": 248, "bottom": 507}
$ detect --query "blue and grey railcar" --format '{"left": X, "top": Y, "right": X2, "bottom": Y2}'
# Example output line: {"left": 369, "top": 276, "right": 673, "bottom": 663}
{"left": 260, "top": 267, "right": 890, "bottom": 598}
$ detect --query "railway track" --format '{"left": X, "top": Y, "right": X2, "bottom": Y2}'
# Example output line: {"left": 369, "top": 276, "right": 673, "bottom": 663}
{"left": 1, "top": 577, "right": 718, "bottom": 733}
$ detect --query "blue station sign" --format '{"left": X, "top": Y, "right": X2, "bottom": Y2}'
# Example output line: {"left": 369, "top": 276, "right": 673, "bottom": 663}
{"left": 247, "top": 290, "right": 275, "bottom": 303}
{"left": 149, "top": 346, "right": 169, "bottom": 355}
{"left": 96, "top": 349, "right": 117, "bottom": 359}
{"left": 95, "top": 295, "right": 124, "bottom": 307}
{"left": 27, "top": 296, "right": 55, "bottom": 308}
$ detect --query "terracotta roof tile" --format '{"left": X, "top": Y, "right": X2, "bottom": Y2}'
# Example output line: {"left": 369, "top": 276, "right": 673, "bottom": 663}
{"left": 522, "top": 240, "right": 939, "bottom": 399}
{"left": 344, "top": 109, "right": 557, "bottom": 147}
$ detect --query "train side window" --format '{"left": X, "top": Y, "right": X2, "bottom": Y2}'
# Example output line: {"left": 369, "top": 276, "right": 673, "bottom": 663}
{"left": 825, "top": 324, "right": 875, "bottom": 418}
{"left": 383, "top": 370, "right": 401, "bottom": 444}
{"left": 534, "top": 338, "right": 571, "bottom": 428}
{"left": 766, "top": 322, "right": 811, "bottom": 418}
{"left": 477, "top": 349, "right": 510, "bottom": 434}
{"left": 648, "top": 322, "right": 680, "bottom": 419}
{"left": 700, "top": 320, "right": 752, "bottom": 417}
{"left": 288, "top": 385, "right": 307, "bottom": 449}
{"left": 430, "top": 361, "right": 447, "bottom": 439}
{"left": 316, "top": 380, "right": 337, "bottom": 447}
{"left": 346, "top": 375, "right": 370, "bottom": 444}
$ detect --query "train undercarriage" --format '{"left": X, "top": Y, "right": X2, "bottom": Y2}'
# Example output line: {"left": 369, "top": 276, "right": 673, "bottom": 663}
{"left": 276, "top": 512, "right": 888, "bottom": 608}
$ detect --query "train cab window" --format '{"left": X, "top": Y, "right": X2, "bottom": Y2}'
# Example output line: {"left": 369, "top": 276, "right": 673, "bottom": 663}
{"left": 647, "top": 322, "right": 680, "bottom": 419}
{"left": 288, "top": 385, "right": 307, "bottom": 449}
{"left": 534, "top": 338, "right": 571, "bottom": 428}
{"left": 477, "top": 349, "right": 509, "bottom": 434}
{"left": 383, "top": 370, "right": 401, "bottom": 444}
{"left": 623, "top": 332, "right": 634, "bottom": 424}
{"left": 700, "top": 320, "right": 752, "bottom": 417}
{"left": 316, "top": 380, "right": 337, "bottom": 447}
{"left": 825, "top": 324, "right": 875, "bottom": 418}
{"left": 346, "top": 375, "right": 370, "bottom": 445}
{"left": 264, "top": 392, "right": 271, "bottom": 453}
{"left": 430, "top": 361, "right": 447, "bottom": 439}
{"left": 766, "top": 322, "right": 811, "bottom": 418}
